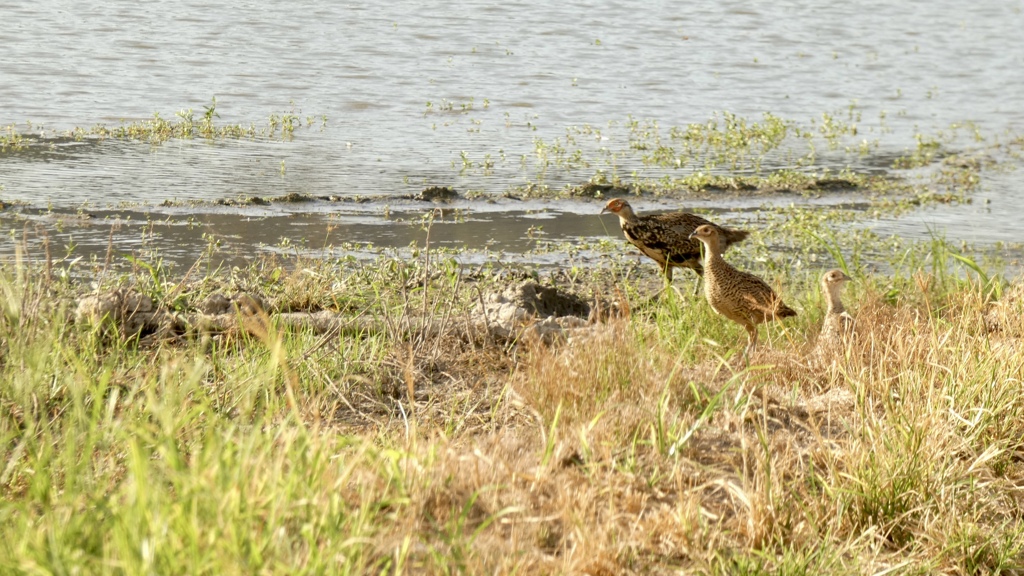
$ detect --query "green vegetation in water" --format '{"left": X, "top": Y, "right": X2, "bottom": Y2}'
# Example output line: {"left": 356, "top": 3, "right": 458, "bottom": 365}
{"left": 84, "top": 98, "right": 326, "bottom": 143}
{"left": 0, "top": 98, "right": 327, "bottom": 153}
{"left": 484, "top": 106, "right": 870, "bottom": 181}
{"left": 3, "top": 103, "right": 1006, "bottom": 229}
{"left": 424, "top": 96, "right": 488, "bottom": 116}
{"left": 450, "top": 105, "right": 1005, "bottom": 217}
{"left": 0, "top": 124, "right": 27, "bottom": 153}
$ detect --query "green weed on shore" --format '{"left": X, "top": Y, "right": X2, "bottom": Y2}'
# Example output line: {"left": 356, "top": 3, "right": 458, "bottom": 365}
{"left": 2, "top": 233, "right": 1024, "bottom": 574}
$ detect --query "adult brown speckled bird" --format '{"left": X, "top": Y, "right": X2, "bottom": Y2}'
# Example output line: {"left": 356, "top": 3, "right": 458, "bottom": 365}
{"left": 816, "top": 268, "right": 855, "bottom": 355}
{"left": 688, "top": 224, "right": 797, "bottom": 360}
{"left": 601, "top": 198, "right": 749, "bottom": 294}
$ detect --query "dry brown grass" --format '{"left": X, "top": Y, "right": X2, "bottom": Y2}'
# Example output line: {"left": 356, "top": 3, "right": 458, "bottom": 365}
{"left": 347, "top": 285, "right": 1024, "bottom": 573}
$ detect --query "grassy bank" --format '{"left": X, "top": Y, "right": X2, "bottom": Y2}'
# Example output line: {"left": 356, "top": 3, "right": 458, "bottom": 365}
{"left": 1, "top": 240, "right": 1023, "bottom": 574}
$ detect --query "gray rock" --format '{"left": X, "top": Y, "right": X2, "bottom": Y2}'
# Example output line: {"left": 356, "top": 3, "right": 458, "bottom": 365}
{"left": 417, "top": 186, "right": 459, "bottom": 202}
{"left": 502, "top": 281, "right": 590, "bottom": 318}
{"left": 199, "top": 293, "right": 232, "bottom": 315}
{"left": 198, "top": 292, "right": 267, "bottom": 316}
{"left": 75, "top": 287, "right": 154, "bottom": 336}
{"left": 473, "top": 280, "right": 593, "bottom": 343}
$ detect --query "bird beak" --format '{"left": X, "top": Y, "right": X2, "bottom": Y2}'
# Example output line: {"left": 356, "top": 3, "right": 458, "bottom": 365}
{"left": 688, "top": 233, "right": 697, "bottom": 240}
{"left": 600, "top": 207, "right": 609, "bottom": 214}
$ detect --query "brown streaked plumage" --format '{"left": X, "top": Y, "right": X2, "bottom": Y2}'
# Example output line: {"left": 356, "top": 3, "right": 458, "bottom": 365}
{"left": 816, "top": 268, "right": 855, "bottom": 355}
{"left": 601, "top": 198, "right": 749, "bottom": 292}
{"left": 688, "top": 224, "right": 797, "bottom": 360}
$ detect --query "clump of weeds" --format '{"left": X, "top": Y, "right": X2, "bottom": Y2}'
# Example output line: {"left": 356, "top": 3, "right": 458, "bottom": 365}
{"left": 3, "top": 219, "right": 1024, "bottom": 573}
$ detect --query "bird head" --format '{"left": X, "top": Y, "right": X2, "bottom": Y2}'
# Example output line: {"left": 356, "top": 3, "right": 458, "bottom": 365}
{"left": 822, "top": 269, "right": 852, "bottom": 286}
{"left": 601, "top": 198, "right": 630, "bottom": 215}
{"left": 688, "top": 224, "right": 718, "bottom": 243}
{"left": 822, "top": 269, "right": 852, "bottom": 309}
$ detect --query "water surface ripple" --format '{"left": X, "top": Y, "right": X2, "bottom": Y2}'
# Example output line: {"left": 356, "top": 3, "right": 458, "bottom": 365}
{"left": 1, "top": 1, "right": 1022, "bottom": 262}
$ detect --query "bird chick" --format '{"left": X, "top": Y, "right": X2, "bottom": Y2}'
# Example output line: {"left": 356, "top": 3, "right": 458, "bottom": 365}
{"left": 817, "top": 268, "right": 855, "bottom": 355}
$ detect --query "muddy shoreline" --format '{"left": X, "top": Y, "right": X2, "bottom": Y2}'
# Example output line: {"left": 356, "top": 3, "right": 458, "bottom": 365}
{"left": 3, "top": 187, "right": 1021, "bottom": 278}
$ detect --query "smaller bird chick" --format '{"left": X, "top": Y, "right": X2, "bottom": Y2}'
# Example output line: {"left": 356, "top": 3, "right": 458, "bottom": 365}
{"left": 817, "top": 268, "right": 855, "bottom": 355}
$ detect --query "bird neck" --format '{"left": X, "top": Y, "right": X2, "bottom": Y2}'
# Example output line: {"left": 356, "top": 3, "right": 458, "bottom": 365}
{"left": 701, "top": 238, "right": 724, "bottom": 260}
{"left": 826, "top": 286, "right": 845, "bottom": 314}
{"left": 616, "top": 207, "right": 638, "bottom": 225}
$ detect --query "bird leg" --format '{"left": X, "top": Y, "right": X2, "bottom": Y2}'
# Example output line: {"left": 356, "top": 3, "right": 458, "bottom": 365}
{"left": 642, "top": 283, "right": 685, "bottom": 306}
{"left": 743, "top": 324, "right": 758, "bottom": 364}
{"left": 640, "top": 263, "right": 684, "bottom": 305}
{"left": 662, "top": 262, "right": 674, "bottom": 283}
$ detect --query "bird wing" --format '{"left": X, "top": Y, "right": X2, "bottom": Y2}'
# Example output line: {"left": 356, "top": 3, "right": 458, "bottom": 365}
{"left": 625, "top": 217, "right": 706, "bottom": 267}
{"left": 737, "top": 271, "right": 794, "bottom": 316}
{"left": 620, "top": 222, "right": 669, "bottom": 265}
{"left": 653, "top": 212, "right": 713, "bottom": 237}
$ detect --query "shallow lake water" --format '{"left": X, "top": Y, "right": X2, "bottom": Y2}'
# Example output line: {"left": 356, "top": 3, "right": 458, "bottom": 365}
{"left": 1, "top": 0, "right": 1022, "bottom": 269}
